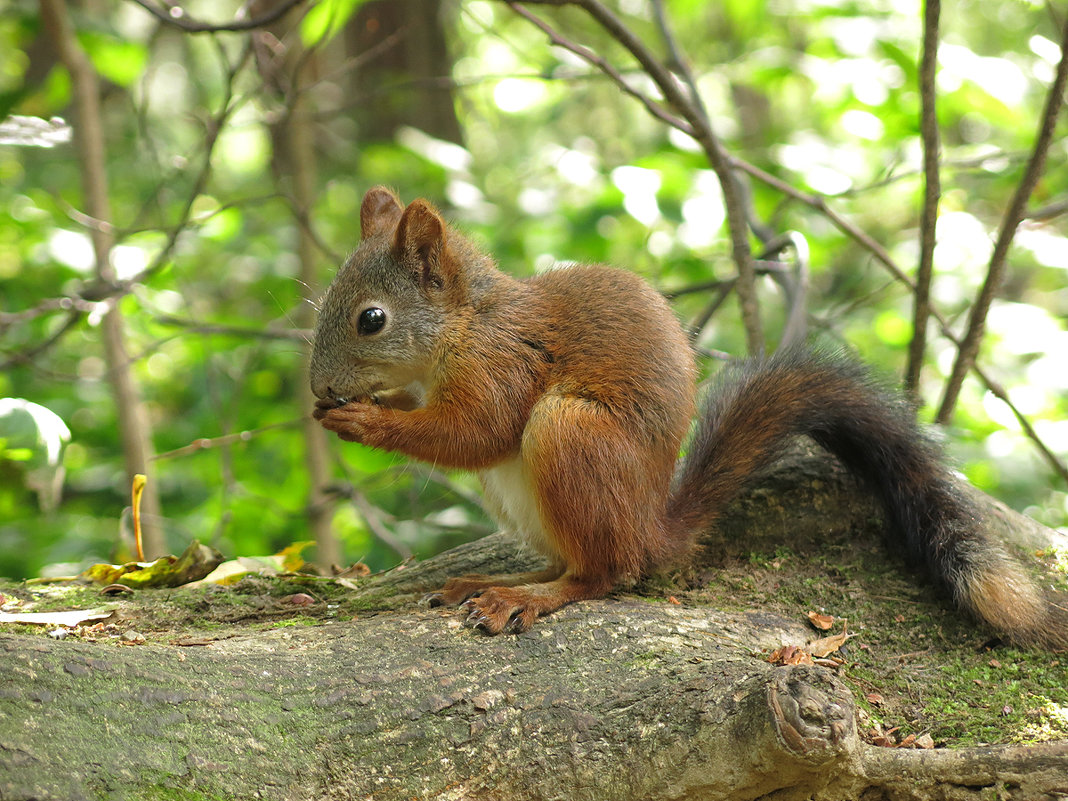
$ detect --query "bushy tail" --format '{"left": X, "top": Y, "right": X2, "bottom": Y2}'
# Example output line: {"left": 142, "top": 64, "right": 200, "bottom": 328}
{"left": 667, "top": 347, "right": 1067, "bottom": 649}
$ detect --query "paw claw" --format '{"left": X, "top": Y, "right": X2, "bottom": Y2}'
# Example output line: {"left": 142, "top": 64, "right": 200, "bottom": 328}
{"left": 423, "top": 592, "right": 445, "bottom": 608}
{"left": 464, "top": 612, "right": 491, "bottom": 631}
{"left": 459, "top": 595, "right": 482, "bottom": 612}
{"left": 504, "top": 611, "right": 530, "bottom": 635}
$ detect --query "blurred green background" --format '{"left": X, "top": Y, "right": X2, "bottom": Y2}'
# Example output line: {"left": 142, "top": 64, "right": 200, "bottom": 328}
{"left": 1, "top": 0, "right": 1066, "bottom": 579}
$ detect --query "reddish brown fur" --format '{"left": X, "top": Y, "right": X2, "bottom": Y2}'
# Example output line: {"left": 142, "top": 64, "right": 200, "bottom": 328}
{"left": 314, "top": 188, "right": 693, "bottom": 633}
{"left": 312, "top": 187, "right": 1068, "bottom": 644}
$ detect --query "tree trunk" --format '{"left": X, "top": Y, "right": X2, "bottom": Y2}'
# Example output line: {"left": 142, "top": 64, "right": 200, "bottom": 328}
{"left": 37, "top": 0, "right": 166, "bottom": 558}
{"left": 1, "top": 450, "right": 1065, "bottom": 800}
{"left": 346, "top": 0, "right": 463, "bottom": 144}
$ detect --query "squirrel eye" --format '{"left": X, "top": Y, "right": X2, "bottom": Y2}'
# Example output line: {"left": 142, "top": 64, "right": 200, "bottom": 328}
{"left": 357, "top": 307, "right": 386, "bottom": 335}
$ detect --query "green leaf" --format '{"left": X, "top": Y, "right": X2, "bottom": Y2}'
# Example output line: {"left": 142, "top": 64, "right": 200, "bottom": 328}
{"left": 77, "top": 31, "right": 148, "bottom": 88}
{"left": 301, "top": 0, "right": 369, "bottom": 47}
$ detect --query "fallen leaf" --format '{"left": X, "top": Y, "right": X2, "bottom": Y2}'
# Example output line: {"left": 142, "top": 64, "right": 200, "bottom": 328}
{"left": 334, "top": 562, "right": 371, "bottom": 578}
{"left": 0, "top": 609, "right": 112, "bottom": 627}
{"left": 768, "top": 645, "right": 814, "bottom": 666}
{"left": 807, "top": 611, "right": 834, "bottom": 630}
{"left": 79, "top": 540, "right": 224, "bottom": 589}
{"left": 807, "top": 630, "right": 851, "bottom": 658}
{"left": 278, "top": 540, "right": 316, "bottom": 573}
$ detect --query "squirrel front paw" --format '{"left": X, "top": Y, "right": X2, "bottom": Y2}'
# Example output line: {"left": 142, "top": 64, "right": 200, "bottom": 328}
{"left": 314, "top": 399, "right": 381, "bottom": 443}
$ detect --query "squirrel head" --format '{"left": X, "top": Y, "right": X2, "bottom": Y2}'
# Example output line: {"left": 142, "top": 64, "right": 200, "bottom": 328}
{"left": 309, "top": 187, "right": 467, "bottom": 407}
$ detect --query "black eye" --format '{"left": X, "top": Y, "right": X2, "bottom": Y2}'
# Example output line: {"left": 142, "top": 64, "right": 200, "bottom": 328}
{"left": 357, "top": 307, "right": 386, "bottom": 335}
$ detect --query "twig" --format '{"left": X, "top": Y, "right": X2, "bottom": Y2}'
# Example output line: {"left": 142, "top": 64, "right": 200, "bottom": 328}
{"left": 125, "top": 40, "right": 252, "bottom": 289}
{"left": 729, "top": 155, "right": 913, "bottom": 286}
{"left": 687, "top": 280, "right": 735, "bottom": 341}
{"left": 936, "top": 13, "right": 1068, "bottom": 424}
{"left": 504, "top": 4, "right": 695, "bottom": 135}
{"left": 906, "top": 0, "right": 941, "bottom": 396}
{"left": 153, "top": 420, "right": 302, "bottom": 461}
{"left": 152, "top": 315, "right": 311, "bottom": 341}
{"left": 509, "top": 0, "right": 765, "bottom": 354}
{"left": 972, "top": 365, "right": 1068, "bottom": 486}
{"left": 728, "top": 154, "right": 1068, "bottom": 483}
{"left": 1026, "top": 197, "right": 1068, "bottom": 221}
{"left": 128, "top": 0, "right": 308, "bottom": 34}
{"left": 0, "top": 310, "right": 84, "bottom": 371}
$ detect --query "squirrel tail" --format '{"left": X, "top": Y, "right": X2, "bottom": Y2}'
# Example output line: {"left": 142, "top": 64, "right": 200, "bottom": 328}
{"left": 666, "top": 347, "right": 1068, "bottom": 649}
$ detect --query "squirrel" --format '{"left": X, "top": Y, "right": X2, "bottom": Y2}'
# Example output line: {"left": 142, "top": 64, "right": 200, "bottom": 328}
{"left": 310, "top": 186, "right": 1068, "bottom": 646}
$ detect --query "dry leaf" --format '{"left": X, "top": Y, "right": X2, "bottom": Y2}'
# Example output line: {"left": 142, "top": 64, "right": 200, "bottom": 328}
{"left": 807, "top": 631, "right": 851, "bottom": 658}
{"left": 768, "top": 645, "right": 814, "bottom": 666}
{"left": 334, "top": 562, "right": 371, "bottom": 578}
{"left": 807, "top": 611, "right": 834, "bottom": 631}
{"left": 0, "top": 609, "right": 112, "bottom": 627}
{"left": 915, "top": 733, "right": 935, "bottom": 749}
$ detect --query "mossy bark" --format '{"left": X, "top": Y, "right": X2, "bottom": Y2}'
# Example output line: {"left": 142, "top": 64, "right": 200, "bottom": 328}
{"left": 2, "top": 450, "right": 1065, "bottom": 800}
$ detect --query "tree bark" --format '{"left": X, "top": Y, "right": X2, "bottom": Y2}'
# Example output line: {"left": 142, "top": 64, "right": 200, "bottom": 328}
{"left": 345, "top": 0, "right": 463, "bottom": 145}
{"left": 1, "top": 450, "right": 1066, "bottom": 800}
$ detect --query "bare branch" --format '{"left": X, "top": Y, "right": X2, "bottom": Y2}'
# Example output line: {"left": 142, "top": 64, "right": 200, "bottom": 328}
{"left": 509, "top": 0, "right": 765, "bottom": 354}
{"left": 125, "top": 40, "right": 253, "bottom": 289}
{"left": 1026, "top": 197, "right": 1068, "bottom": 221}
{"left": 728, "top": 157, "right": 1068, "bottom": 484}
{"left": 0, "top": 311, "right": 84, "bottom": 371}
{"left": 128, "top": 0, "right": 308, "bottom": 34}
{"left": 153, "top": 421, "right": 303, "bottom": 462}
{"left": 729, "top": 156, "right": 914, "bottom": 287}
{"left": 972, "top": 365, "right": 1068, "bottom": 486}
{"left": 936, "top": 14, "right": 1068, "bottom": 424}
{"left": 906, "top": 0, "right": 941, "bottom": 396}
{"left": 153, "top": 316, "right": 311, "bottom": 342}
{"left": 504, "top": 4, "right": 695, "bottom": 135}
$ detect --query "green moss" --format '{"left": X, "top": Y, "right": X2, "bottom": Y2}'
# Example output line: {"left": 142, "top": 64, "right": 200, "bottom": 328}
{"left": 682, "top": 534, "right": 1068, "bottom": 747}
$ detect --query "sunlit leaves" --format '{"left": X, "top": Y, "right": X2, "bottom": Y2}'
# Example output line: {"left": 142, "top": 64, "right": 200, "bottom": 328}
{"left": 78, "top": 31, "right": 148, "bottom": 88}
{"left": 1, "top": 0, "right": 1066, "bottom": 580}
{"left": 301, "top": 0, "right": 370, "bottom": 47}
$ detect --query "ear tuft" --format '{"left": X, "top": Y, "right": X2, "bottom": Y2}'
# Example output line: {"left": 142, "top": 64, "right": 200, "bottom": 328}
{"left": 360, "top": 186, "right": 404, "bottom": 240}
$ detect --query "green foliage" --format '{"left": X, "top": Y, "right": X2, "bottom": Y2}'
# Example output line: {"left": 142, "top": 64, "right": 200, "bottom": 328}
{"left": 1, "top": 0, "right": 1065, "bottom": 578}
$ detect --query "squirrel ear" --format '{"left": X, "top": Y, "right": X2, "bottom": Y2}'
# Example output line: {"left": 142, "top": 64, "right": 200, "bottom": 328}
{"left": 360, "top": 186, "right": 404, "bottom": 240}
{"left": 393, "top": 199, "right": 454, "bottom": 290}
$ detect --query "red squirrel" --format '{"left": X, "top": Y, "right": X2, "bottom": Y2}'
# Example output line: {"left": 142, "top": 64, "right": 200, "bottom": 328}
{"left": 311, "top": 186, "right": 1068, "bottom": 646}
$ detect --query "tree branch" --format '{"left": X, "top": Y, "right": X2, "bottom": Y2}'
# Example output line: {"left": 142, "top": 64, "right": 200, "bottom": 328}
{"left": 509, "top": 0, "right": 765, "bottom": 354}
{"left": 503, "top": 4, "right": 695, "bottom": 135}
{"left": 936, "top": 13, "right": 1068, "bottom": 423}
{"left": 128, "top": 0, "right": 308, "bottom": 34}
{"left": 906, "top": 0, "right": 941, "bottom": 396}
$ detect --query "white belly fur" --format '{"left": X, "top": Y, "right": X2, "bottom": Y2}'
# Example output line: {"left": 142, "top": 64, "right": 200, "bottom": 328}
{"left": 480, "top": 456, "right": 552, "bottom": 557}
